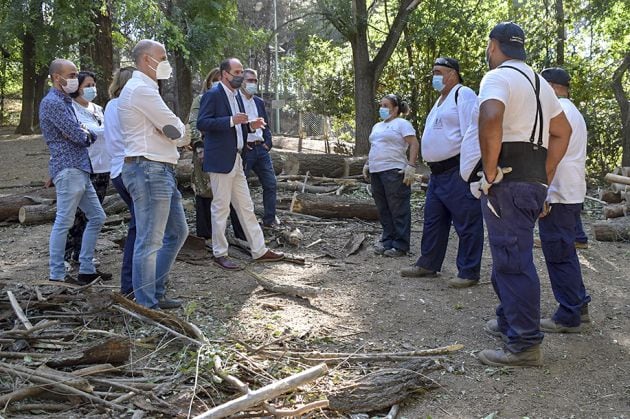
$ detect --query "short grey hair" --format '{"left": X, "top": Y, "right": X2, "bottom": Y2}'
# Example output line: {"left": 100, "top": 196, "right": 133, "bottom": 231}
{"left": 131, "top": 39, "right": 162, "bottom": 65}
{"left": 243, "top": 68, "right": 258, "bottom": 79}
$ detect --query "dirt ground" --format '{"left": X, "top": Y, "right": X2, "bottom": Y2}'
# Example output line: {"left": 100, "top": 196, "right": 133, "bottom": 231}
{"left": 1, "top": 127, "right": 629, "bottom": 418}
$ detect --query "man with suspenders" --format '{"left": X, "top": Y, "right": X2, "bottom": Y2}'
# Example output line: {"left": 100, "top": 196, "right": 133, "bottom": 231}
{"left": 400, "top": 57, "right": 483, "bottom": 288}
{"left": 476, "top": 22, "right": 572, "bottom": 367}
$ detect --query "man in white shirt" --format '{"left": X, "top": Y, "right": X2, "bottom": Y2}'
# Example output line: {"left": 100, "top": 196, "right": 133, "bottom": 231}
{"left": 119, "top": 39, "right": 189, "bottom": 310}
{"left": 476, "top": 22, "right": 572, "bottom": 367}
{"left": 538, "top": 67, "right": 591, "bottom": 333}
{"left": 400, "top": 57, "right": 483, "bottom": 289}
{"left": 197, "top": 58, "right": 284, "bottom": 270}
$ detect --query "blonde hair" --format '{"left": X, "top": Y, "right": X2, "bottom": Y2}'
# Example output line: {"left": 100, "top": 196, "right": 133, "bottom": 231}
{"left": 202, "top": 68, "right": 220, "bottom": 93}
{"left": 108, "top": 66, "right": 136, "bottom": 99}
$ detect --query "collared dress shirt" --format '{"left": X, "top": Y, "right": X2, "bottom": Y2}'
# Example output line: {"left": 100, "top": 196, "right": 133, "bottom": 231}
{"left": 220, "top": 81, "right": 244, "bottom": 150}
{"left": 242, "top": 95, "right": 264, "bottom": 143}
{"left": 39, "top": 88, "right": 93, "bottom": 179}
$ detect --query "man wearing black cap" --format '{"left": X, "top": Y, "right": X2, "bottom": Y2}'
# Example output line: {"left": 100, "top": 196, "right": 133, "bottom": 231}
{"left": 400, "top": 57, "right": 484, "bottom": 289}
{"left": 538, "top": 67, "right": 591, "bottom": 333}
{"left": 476, "top": 22, "right": 572, "bottom": 367}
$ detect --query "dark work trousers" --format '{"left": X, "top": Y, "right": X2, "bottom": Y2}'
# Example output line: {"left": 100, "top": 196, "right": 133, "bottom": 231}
{"left": 415, "top": 168, "right": 483, "bottom": 280}
{"left": 196, "top": 196, "right": 246, "bottom": 241}
{"left": 65, "top": 172, "right": 110, "bottom": 262}
{"left": 111, "top": 175, "right": 134, "bottom": 296}
{"left": 481, "top": 181, "right": 547, "bottom": 353}
{"left": 371, "top": 169, "right": 411, "bottom": 252}
{"left": 243, "top": 144, "right": 277, "bottom": 226}
{"left": 575, "top": 204, "right": 588, "bottom": 244}
{"left": 539, "top": 203, "right": 591, "bottom": 327}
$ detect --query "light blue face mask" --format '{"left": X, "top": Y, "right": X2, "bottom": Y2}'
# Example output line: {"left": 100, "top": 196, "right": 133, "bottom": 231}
{"left": 379, "top": 107, "right": 391, "bottom": 120}
{"left": 82, "top": 86, "right": 97, "bottom": 102}
{"left": 432, "top": 75, "right": 444, "bottom": 92}
{"left": 245, "top": 82, "right": 258, "bottom": 95}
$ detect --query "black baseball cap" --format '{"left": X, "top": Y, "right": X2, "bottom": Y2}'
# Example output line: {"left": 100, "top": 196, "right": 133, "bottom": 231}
{"left": 489, "top": 22, "right": 526, "bottom": 61}
{"left": 434, "top": 57, "right": 463, "bottom": 82}
{"left": 541, "top": 67, "right": 570, "bottom": 87}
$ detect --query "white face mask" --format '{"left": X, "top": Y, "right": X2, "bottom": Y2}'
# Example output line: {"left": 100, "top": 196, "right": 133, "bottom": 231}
{"left": 148, "top": 56, "right": 173, "bottom": 80}
{"left": 60, "top": 76, "right": 79, "bottom": 94}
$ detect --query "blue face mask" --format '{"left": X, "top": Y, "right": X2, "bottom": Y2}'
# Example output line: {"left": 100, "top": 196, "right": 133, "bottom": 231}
{"left": 432, "top": 75, "right": 444, "bottom": 92}
{"left": 379, "top": 107, "right": 391, "bottom": 120}
{"left": 244, "top": 82, "right": 258, "bottom": 95}
{"left": 82, "top": 86, "right": 97, "bottom": 102}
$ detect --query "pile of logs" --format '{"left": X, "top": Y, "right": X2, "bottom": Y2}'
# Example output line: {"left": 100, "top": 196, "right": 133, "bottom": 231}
{"left": 0, "top": 281, "right": 457, "bottom": 417}
{"left": 593, "top": 167, "right": 630, "bottom": 241}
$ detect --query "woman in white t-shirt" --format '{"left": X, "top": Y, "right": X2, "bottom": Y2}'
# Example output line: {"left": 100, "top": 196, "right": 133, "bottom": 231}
{"left": 65, "top": 71, "right": 111, "bottom": 272}
{"left": 364, "top": 94, "right": 419, "bottom": 257}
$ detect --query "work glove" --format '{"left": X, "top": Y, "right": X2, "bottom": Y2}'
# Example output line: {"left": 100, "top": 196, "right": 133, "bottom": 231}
{"left": 398, "top": 164, "right": 416, "bottom": 186}
{"left": 362, "top": 163, "right": 370, "bottom": 180}
{"left": 539, "top": 201, "right": 552, "bottom": 218}
{"left": 477, "top": 166, "right": 512, "bottom": 195}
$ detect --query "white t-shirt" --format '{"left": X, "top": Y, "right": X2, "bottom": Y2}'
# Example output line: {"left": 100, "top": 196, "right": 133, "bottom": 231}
{"left": 478, "top": 60, "right": 563, "bottom": 147}
{"left": 368, "top": 117, "right": 416, "bottom": 173}
{"left": 103, "top": 98, "right": 124, "bottom": 178}
{"left": 118, "top": 71, "right": 187, "bottom": 165}
{"left": 459, "top": 101, "right": 481, "bottom": 182}
{"left": 421, "top": 85, "right": 477, "bottom": 162}
{"left": 547, "top": 98, "right": 587, "bottom": 203}
{"left": 72, "top": 101, "right": 110, "bottom": 174}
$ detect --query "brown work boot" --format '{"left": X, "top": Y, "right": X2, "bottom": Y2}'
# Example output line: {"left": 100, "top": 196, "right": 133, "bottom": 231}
{"left": 400, "top": 265, "right": 437, "bottom": 278}
{"left": 484, "top": 319, "right": 508, "bottom": 342}
{"left": 540, "top": 318, "right": 584, "bottom": 333}
{"left": 448, "top": 277, "right": 479, "bottom": 288}
{"left": 580, "top": 304, "right": 591, "bottom": 323}
{"left": 477, "top": 345, "right": 543, "bottom": 368}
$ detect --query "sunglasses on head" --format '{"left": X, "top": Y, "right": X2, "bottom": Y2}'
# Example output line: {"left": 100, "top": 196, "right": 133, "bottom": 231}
{"left": 434, "top": 58, "right": 456, "bottom": 70}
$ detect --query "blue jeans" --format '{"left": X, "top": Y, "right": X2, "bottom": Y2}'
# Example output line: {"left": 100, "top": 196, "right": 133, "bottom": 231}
{"left": 371, "top": 169, "right": 411, "bottom": 252}
{"left": 122, "top": 160, "right": 188, "bottom": 308}
{"left": 112, "top": 175, "right": 135, "bottom": 296}
{"left": 482, "top": 181, "right": 547, "bottom": 353}
{"left": 416, "top": 168, "right": 483, "bottom": 280}
{"left": 243, "top": 144, "right": 277, "bottom": 225}
{"left": 539, "top": 203, "right": 591, "bottom": 326}
{"left": 49, "top": 168, "right": 105, "bottom": 279}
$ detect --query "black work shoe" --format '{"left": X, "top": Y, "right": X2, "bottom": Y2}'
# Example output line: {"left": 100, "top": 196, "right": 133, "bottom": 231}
{"left": 581, "top": 304, "right": 591, "bottom": 323}
{"left": 77, "top": 270, "right": 112, "bottom": 285}
{"left": 448, "top": 277, "right": 479, "bottom": 288}
{"left": 95, "top": 269, "right": 112, "bottom": 281}
{"left": 477, "top": 345, "right": 543, "bottom": 368}
{"left": 540, "top": 318, "right": 584, "bottom": 333}
{"left": 158, "top": 298, "right": 182, "bottom": 310}
{"left": 49, "top": 274, "right": 75, "bottom": 283}
{"left": 400, "top": 265, "right": 437, "bottom": 278}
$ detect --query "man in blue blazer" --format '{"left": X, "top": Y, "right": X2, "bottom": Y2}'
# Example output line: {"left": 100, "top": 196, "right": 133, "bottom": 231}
{"left": 197, "top": 58, "right": 283, "bottom": 270}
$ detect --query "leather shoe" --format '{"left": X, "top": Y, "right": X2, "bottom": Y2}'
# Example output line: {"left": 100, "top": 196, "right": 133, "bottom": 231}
{"left": 213, "top": 256, "right": 242, "bottom": 271}
{"left": 448, "top": 277, "right": 479, "bottom": 288}
{"left": 77, "top": 270, "right": 112, "bottom": 285}
{"left": 540, "top": 318, "right": 584, "bottom": 333}
{"left": 254, "top": 250, "right": 284, "bottom": 262}
{"left": 477, "top": 345, "right": 542, "bottom": 368}
{"left": 484, "top": 319, "right": 508, "bottom": 343}
{"left": 400, "top": 265, "right": 437, "bottom": 278}
{"left": 158, "top": 297, "right": 182, "bottom": 309}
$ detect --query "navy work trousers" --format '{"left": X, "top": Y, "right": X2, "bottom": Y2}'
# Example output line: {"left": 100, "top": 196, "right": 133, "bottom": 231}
{"left": 371, "top": 169, "right": 411, "bottom": 252}
{"left": 415, "top": 168, "right": 483, "bottom": 280}
{"left": 482, "top": 181, "right": 547, "bottom": 353}
{"left": 539, "top": 203, "right": 591, "bottom": 327}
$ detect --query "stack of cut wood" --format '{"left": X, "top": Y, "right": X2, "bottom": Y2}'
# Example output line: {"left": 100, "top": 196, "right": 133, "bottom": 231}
{"left": 593, "top": 167, "right": 630, "bottom": 242}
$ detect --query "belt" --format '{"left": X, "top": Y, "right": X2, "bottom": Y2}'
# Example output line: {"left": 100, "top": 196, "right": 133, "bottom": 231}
{"left": 247, "top": 140, "right": 265, "bottom": 146}
{"left": 427, "top": 154, "right": 460, "bottom": 175}
{"left": 124, "top": 156, "right": 176, "bottom": 169}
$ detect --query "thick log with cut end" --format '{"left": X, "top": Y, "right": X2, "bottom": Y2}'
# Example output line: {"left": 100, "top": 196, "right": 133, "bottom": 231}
{"left": 292, "top": 193, "right": 378, "bottom": 220}
{"left": 19, "top": 194, "right": 127, "bottom": 225}
{"left": 603, "top": 203, "right": 630, "bottom": 219}
{"left": 46, "top": 338, "right": 131, "bottom": 368}
{"left": 0, "top": 187, "right": 57, "bottom": 222}
{"left": 600, "top": 190, "right": 622, "bottom": 204}
{"left": 273, "top": 149, "right": 356, "bottom": 178}
{"left": 593, "top": 217, "right": 630, "bottom": 242}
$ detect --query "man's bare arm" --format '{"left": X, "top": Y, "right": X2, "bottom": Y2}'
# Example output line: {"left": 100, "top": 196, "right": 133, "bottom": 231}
{"left": 546, "top": 111, "right": 571, "bottom": 185}
{"left": 478, "top": 99, "right": 505, "bottom": 182}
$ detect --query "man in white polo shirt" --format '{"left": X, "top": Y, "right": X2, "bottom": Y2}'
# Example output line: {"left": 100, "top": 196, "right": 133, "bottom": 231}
{"left": 538, "top": 67, "right": 591, "bottom": 333}
{"left": 400, "top": 57, "right": 483, "bottom": 289}
{"left": 476, "top": 22, "right": 572, "bottom": 367}
{"left": 119, "top": 39, "right": 189, "bottom": 310}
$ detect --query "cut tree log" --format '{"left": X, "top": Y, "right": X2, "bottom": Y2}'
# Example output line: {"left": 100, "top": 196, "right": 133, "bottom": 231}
{"left": 603, "top": 203, "right": 630, "bottom": 219}
{"left": 19, "top": 194, "right": 127, "bottom": 225}
{"left": 276, "top": 180, "right": 338, "bottom": 194}
{"left": 292, "top": 193, "right": 378, "bottom": 220}
{"left": 327, "top": 359, "right": 441, "bottom": 413}
{"left": 0, "top": 187, "right": 57, "bottom": 222}
{"left": 605, "top": 173, "right": 630, "bottom": 188}
{"left": 46, "top": 337, "right": 131, "bottom": 368}
{"left": 599, "top": 190, "right": 622, "bottom": 204}
{"left": 193, "top": 363, "right": 328, "bottom": 419}
{"left": 273, "top": 149, "right": 359, "bottom": 178}
{"left": 593, "top": 217, "right": 630, "bottom": 241}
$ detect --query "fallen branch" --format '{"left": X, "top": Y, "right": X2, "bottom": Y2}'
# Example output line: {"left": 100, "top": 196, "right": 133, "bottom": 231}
{"left": 245, "top": 270, "right": 327, "bottom": 299}
{"left": 7, "top": 290, "right": 33, "bottom": 330}
{"left": 263, "top": 399, "right": 329, "bottom": 417}
{"left": 193, "top": 363, "right": 328, "bottom": 419}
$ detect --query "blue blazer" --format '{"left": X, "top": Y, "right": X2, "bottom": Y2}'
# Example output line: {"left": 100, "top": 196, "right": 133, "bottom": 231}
{"left": 197, "top": 84, "right": 250, "bottom": 173}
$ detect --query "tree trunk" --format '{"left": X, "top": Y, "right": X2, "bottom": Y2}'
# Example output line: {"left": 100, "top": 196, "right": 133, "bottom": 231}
{"left": 292, "top": 193, "right": 378, "bottom": 220}
{"left": 555, "top": 0, "right": 565, "bottom": 65}
{"left": 593, "top": 217, "right": 630, "bottom": 242}
{"left": 612, "top": 53, "right": 630, "bottom": 166}
{"left": 16, "top": 31, "right": 36, "bottom": 135}
{"left": 174, "top": 52, "right": 193, "bottom": 120}
{"left": 92, "top": 3, "right": 114, "bottom": 108}
{"left": 32, "top": 67, "right": 48, "bottom": 131}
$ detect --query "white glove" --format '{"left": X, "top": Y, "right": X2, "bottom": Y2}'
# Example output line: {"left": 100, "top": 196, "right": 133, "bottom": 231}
{"left": 398, "top": 164, "right": 416, "bottom": 186}
{"left": 362, "top": 163, "right": 370, "bottom": 180}
{"left": 477, "top": 166, "right": 512, "bottom": 195}
{"left": 469, "top": 182, "right": 482, "bottom": 199}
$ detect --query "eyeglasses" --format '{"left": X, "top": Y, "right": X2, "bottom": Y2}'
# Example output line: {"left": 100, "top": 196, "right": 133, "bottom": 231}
{"left": 434, "top": 58, "right": 456, "bottom": 70}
